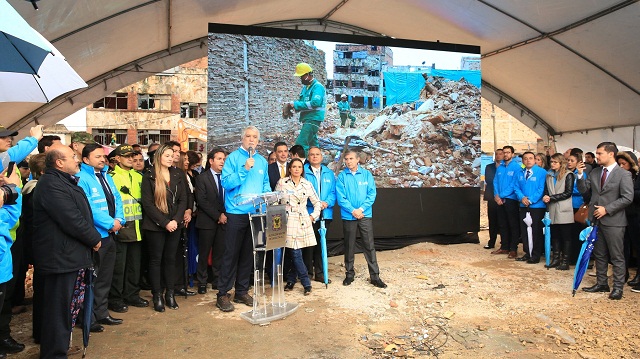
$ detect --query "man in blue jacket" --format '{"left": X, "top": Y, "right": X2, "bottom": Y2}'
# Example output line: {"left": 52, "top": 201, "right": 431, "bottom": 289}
{"left": 492, "top": 145, "right": 522, "bottom": 258}
{"left": 216, "top": 126, "right": 270, "bottom": 312}
{"left": 304, "top": 146, "right": 336, "bottom": 282}
{"left": 337, "top": 150, "right": 386, "bottom": 289}
{"left": 0, "top": 169, "right": 22, "bottom": 359}
{"left": 514, "top": 152, "right": 547, "bottom": 264}
{"left": 76, "top": 143, "right": 125, "bottom": 331}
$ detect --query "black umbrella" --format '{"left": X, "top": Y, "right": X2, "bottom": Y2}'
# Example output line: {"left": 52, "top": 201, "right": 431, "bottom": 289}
{"left": 82, "top": 268, "right": 95, "bottom": 358}
{"left": 180, "top": 229, "right": 189, "bottom": 298}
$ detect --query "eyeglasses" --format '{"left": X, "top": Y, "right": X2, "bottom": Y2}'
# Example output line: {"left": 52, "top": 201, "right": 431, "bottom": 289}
{"left": 61, "top": 154, "right": 78, "bottom": 161}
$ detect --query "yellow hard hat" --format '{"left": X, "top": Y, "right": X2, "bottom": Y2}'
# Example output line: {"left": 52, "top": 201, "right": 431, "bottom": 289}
{"left": 294, "top": 63, "right": 313, "bottom": 77}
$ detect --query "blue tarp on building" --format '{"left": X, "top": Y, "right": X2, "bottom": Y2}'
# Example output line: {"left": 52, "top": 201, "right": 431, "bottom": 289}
{"left": 383, "top": 69, "right": 481, "bottom": 106}
{"left": 431, "top": 69, "right": 481, "bottom": 88}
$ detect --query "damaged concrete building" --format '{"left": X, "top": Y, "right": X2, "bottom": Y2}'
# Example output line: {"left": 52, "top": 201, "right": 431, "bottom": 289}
{"left": 86, "top": 58, "right": 208, "bottom": 152}
{"left": 330, "top": 44, "right": 393, "bottom": 110}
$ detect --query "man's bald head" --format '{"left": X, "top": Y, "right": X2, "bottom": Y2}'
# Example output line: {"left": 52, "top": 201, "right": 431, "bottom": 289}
{"left": 46, "top": 143, "right": 80, "bottom": 175}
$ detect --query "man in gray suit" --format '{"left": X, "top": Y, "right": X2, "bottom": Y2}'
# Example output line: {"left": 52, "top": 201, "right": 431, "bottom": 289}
{"left": 577, "top": 142, "right": 633, "bottom": 300}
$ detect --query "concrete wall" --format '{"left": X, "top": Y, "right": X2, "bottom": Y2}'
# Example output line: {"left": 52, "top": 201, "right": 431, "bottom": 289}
{"left": 207, "top": 34, "right": 326, "bottom": 149}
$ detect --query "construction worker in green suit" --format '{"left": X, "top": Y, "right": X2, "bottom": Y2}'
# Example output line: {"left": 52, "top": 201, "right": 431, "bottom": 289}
{"left": 286, "top": 63, "right": 326, "bottom": 156}
{"left": 337, "top": 94, "right": 356, "bottom": 128}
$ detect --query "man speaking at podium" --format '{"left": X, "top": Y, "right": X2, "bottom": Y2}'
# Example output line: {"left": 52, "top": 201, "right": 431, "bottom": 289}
{"left": 216, "top": 126, "right": 270, "bottom": 312}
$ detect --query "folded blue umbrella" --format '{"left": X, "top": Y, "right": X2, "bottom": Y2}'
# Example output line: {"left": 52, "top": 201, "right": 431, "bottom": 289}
{"left": 573, "top": 220, "right": 598, "bottom": 297}
{"left": 319, "top": 220, "right": 329, "bottom": 288}
{"left": 542, "top": 212, "right": 552, "bottom": 268}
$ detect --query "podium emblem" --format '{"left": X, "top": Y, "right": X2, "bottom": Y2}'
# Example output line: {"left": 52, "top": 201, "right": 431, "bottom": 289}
{"left": 272, "top": 214, "right": 282, "bottom": 230}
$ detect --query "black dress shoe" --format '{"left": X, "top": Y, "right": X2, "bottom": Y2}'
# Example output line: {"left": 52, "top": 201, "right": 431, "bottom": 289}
{"left": 284, "top": 282, "right": 294, "bottom": 291}
{"left": 0, "top": 337, "right": 25, "bottom": 354}
{"left": 343, "top": 277, "right": 354, "bottom": 286}
{"left": 304, "top": 286, "right": 312, "bottom": 296}
{"left": 371, "top": 279, "right": 387, "bottom": 288}
{"left": 108, "top": 302, "right": 129, "bottom": 313}
{"left": 198, "top": 285, "right": 207, "bottom": 294}
{"left": 125, "top": 297, "right": 149, "bottom": 308}
{"left": 582, "top": 284, "right": 610, "bottom": 293}
{"left": 609, "top": 288, "right": 623, "bottom": 300}
{"left": 175, "top": 288, "right": 196, "bottom": 297}
{"left": 89, "top": 323, "right": 104, "bottom": 333}
{"left": 515, "top": 255, "right": 530, "bottom": 262}
{"left": 483, "top": 244, "right": 495, "bottom": 249}
{"left": 97, "top": 316, "right": 123, "bottom": 325}
{"left": 526, "top": 258, "right": 540, "bottom": 264}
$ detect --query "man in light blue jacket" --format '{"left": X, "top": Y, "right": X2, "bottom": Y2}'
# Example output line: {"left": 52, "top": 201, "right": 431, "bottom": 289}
{"left": 216, "top": 126, "right": 270, "bottom": 312}
{"left": 76, "top": 143, "right": 125, "bottom": 332}
{"left": 304, "top": 146, "right": 336, "bottom": 282}
{"left": 514, "top": 152, "right": 547, "bottom": 264}
{"left": 337, "top": 150, "right": 386, "bottom": 289}
{"left": 492, "top": 145, "right": 523, "bottom": 258}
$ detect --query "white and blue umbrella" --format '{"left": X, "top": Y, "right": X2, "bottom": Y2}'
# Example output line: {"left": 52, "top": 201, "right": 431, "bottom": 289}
{"left": 0, "top": 0, "right": 52, "bottom": 75}
{"left": 0, "top": 0, "right": 87, "bottom": 103}
{"left": 523, "top": 211, "right": 533, "bottom": 257}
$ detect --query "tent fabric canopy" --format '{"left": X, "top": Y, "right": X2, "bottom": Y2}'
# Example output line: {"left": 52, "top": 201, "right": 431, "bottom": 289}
{"left": 1, "top": 0, "right": 639, "bottom": 150}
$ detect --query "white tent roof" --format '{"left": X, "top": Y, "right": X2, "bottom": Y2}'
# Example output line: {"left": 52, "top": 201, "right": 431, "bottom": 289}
{"left": 3, "top": 0, "right": 639, "bottom": 150}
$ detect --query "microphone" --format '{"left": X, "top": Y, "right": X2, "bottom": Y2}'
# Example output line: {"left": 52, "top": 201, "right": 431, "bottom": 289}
{"left": 248, "top": 147, "right": 254, "bottom": 168}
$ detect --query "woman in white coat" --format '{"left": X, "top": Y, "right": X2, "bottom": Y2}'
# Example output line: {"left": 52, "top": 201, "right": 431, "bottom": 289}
{"left": 276, "top": 158, "right": 322, "bottom": 295}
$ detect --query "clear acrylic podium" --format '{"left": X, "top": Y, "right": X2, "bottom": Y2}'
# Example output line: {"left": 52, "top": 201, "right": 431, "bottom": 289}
{"left": 236, "top": 191, "right": 298, "bottom": 324}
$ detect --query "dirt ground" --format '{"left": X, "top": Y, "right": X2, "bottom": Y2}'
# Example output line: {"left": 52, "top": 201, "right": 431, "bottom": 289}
{"left": 9, "top": 202, "right": 640, "bottom": 359}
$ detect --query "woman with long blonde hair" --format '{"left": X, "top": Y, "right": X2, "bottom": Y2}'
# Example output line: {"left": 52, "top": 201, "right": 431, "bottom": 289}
{"left": 543, "top": 153, "right": 575, "bottom": 270}
{"left": 141, "top": 144, "right": 187, "bottom": 312}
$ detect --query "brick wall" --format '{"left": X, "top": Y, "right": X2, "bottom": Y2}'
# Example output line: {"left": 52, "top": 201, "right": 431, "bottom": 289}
{"left": 480, "top": 98, "right": 543, "bottom": 155}
{"left": 127, "top": 128, "right": 137, "bottom": 144}
{"left": 207, "top": 34, "right": 326, "bottom": 149}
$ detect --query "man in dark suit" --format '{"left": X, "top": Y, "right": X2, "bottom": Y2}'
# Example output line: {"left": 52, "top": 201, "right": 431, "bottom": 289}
{"left": 195, "top": 148, "right": 227, "bottom": 294}
{"left": 32, "top": 144, "right": 102, "bottom": 357}
{"left": 143, "top": 142, "right": 160, "bottom": 173}
{"left": 266, "top": 142, "right": 289, "bottom": 280}
{"left": 483, "top": 149, "right": 503, "bottom": 249}
{"left": 578, "top": 142, "right": 634, "bottom": 300}
{"left": 268, "top": 142, "right": 289, "bottom": 191}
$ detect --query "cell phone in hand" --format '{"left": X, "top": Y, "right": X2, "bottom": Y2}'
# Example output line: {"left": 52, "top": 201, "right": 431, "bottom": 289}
{"left": 5, "top": 162, "right": 15, "bottom": 177}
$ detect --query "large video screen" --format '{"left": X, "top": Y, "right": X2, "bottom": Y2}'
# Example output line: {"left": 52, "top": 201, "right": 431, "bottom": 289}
{"left": 207, "top": 24, "right": 481, "bottom": 189}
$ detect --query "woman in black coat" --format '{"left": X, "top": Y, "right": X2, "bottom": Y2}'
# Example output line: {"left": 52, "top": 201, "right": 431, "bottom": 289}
{"left": 141, "top": 144, "right": 187, "bottom": 312}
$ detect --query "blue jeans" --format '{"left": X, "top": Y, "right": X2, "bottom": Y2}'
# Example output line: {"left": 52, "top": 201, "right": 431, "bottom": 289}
{"left": 287, "top": 248, "right": 311, "bottom": 288}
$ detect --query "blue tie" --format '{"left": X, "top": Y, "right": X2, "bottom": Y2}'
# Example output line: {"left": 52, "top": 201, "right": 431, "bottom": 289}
{"left": 216, "top": 173, "right": 224, "bottom": 205}
{"left": 96, "top": 172, "right": 115, "bottom": 217}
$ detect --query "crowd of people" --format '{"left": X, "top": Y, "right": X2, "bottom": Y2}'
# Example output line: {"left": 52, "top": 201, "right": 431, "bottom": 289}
{"left": 0, "top": 124, "right": 388, "bottom": 358}
{"left": 484, "top": 142, "right": 637, "bottom": 301}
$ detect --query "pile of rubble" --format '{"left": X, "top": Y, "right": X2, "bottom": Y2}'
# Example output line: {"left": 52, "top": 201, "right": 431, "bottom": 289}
{"left": 258, "top": 77, "right": 481, "bottom": 188}
{"left": 319, "top": 77, "right": 482, "bottom": 188}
